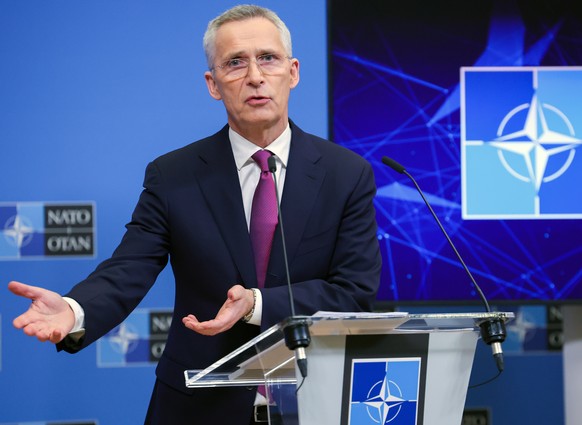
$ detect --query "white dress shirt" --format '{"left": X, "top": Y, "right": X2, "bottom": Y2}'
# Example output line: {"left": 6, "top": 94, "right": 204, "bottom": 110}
{"left": 228, "top": 124, "right": 291, "bottom": 325}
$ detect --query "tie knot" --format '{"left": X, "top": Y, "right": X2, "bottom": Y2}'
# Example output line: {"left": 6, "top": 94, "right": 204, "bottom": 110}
{"left": 252, "top": 150, "right": 272, "bottom": 173}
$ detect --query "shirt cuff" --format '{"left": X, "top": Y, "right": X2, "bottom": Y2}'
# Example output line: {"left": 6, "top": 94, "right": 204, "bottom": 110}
{"left": 247, "top": 288, "right": 263, "bottom": 326}
{"left": 63, "top": 296, "right": 85, "bottom": 334}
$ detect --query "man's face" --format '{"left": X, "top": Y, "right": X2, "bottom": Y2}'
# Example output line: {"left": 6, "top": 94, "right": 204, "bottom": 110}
{"left": 204, "top": 18, "right": 300, "bottom": 141}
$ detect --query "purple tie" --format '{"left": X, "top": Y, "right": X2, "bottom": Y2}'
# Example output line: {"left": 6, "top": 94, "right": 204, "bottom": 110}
{"left": 250, "top": 150, "right": 278, "bottom": 288}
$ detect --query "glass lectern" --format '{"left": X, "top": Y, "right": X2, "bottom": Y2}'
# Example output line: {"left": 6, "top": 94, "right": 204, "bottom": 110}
{"left": 185, "top": 311, "right": 513, "bottom": 425}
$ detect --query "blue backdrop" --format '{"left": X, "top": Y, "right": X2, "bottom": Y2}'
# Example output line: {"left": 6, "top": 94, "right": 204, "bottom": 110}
{"left": 0, "top": 1, "right": 326, "bottom": 423}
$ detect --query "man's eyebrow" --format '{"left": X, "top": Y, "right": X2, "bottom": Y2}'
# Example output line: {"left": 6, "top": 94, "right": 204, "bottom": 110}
{"left": 224, "top": 50, "right": 246, "bottom": 59}
{"left": 223, "top": 49, "right": 277, "bottom": 59}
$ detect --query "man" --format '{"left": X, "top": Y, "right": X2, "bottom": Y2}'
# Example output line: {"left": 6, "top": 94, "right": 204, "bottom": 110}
{"left": 9, "top": 5, "right": 381, "bottom": 424}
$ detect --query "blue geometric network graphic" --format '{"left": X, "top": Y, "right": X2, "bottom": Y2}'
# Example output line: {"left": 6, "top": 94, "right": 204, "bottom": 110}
{"left": 330, "top": 0, "right": 582, "bottom": 302}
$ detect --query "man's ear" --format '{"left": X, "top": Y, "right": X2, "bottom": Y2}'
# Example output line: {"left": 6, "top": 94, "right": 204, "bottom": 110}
{"left": 289, "top": 58, "right": 300, "bottom": 90}
{"left": 205, "top": 71, "right": 222, "bottom": 100}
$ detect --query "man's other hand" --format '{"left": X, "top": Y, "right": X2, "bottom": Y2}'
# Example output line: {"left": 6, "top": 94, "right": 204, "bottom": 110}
{"left": 8, "top": 281, "right": 75, "bottom": 343}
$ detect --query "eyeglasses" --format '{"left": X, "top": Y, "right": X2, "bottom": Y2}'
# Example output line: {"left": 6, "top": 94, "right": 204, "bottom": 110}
{"left": 211, "top": 53, "right": 291, "bottom": 79}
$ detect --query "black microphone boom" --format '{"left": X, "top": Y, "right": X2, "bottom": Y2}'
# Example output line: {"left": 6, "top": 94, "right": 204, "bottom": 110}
{"left": 268, "top": 155, "right": 311, "bottom": 379}
{"left": 381, "top": 156, "right": 506, "bottom": 373}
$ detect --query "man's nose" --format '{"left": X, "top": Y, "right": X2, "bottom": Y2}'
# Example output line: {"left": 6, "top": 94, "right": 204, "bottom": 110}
{"left": 246, "top": 60, "right": 265, "bottom": 83}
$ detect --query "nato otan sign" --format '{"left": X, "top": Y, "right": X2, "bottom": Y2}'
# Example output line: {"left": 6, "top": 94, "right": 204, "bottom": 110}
{"left": 0, "top": 202, "right": 96, "bottom": 259}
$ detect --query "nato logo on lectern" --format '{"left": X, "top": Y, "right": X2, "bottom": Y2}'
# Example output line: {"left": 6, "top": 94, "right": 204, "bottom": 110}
{"left": 0, "top": 202, "right": 96, "bottom": 259}
{"left": 462, "top": 67, "right": 582, "bottom": 219}
{"left": 348, "top": 358, "right": 420, "bottom": 424}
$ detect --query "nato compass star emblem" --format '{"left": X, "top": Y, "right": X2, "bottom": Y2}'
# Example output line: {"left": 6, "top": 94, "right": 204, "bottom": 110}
{"left": 462, "top": 67, "right": 582, "bottom": 218}
{"left": 356, "top": 375, "right": 406, "bottom": 423}
{"left": 3, "top": 215, "right": 35, "bottom": 248}
{"left": 490, "top": 92, "right": 582, "bottom": 208}
{"left": 97, "top": 309, "right": 156, "bottom": 366}
{"left": 107, "top": 322, "right": 140, "bottom": 355}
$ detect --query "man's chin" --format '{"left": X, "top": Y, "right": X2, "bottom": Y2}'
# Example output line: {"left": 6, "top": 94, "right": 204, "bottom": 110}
{"left": 237, "top": 113, "right": 284, "bottom": 128}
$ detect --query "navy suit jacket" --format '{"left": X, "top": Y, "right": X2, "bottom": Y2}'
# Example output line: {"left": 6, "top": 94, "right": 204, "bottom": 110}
{"left": 61, "top": 122, "right": 381, "bottom": 423}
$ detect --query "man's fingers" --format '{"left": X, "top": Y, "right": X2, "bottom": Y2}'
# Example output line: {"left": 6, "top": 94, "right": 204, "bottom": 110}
{"left": 12, "top": 305, "right": 47, "bottom": 328}
{"left": 12, "top": 309, "right": 37, "bottom": 329}
{"left": 227, "top": 284, "right": 246, "bottom": 301}
{"left": 9, "top": 281, "right": 71, "bottom": 344}
{"left": 183, "top": 316, "right": 230, "bottom": 336}
{"left": 22, "top": 322, "right": 47, "bottom": 338}
{"left": 8, "top": 281, "right": 42, "bottom": 300}
{"left": 20, "top": 321, "right": 64, "bottom": 343}
{"left": 8, "top": 281, "right": 29, "bottom": 296}
{"left": 13, "top": 315, "right": 26, "bottom": 329}
{"left": 182, "top": 286, "right": 250, "bottom": 336}
{"left": 12, "top": 308, "right": 67, "bottom": 343}
{"left": 182, "top": 315, "right": 200, "bottom": 330}
{"left": 182, "top": 314, "right": 198, "bottom": 324}
{"left": 49, "top": 329, "right": 64, "bottom": 344}
{"left": 34, "top": 328, "right": 52, "bottom": 342}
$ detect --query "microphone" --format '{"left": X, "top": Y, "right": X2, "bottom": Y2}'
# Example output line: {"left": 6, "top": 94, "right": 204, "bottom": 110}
{"left": 267, "top": 155, "right": 311, "bottom": 379}
{"left": 381, "top": 156, "right": 506, "bottom": 373}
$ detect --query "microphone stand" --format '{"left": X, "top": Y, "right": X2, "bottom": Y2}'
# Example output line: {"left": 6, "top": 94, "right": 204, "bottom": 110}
{"left": 382, "top": 156, "right": 507, "bottom": 373}
{"left": 268, "top": 156, "right": 311, "bottom": 379}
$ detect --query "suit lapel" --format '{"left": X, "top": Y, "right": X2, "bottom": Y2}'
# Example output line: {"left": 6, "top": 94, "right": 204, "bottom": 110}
{"left": 192, "top": 127, "right": 257, "bottom": 287}
{"left": 191, "top": 123, "right": 326, "bottom": 289}
{"left": 267, "top": 124, "right": 325, "bottom": 286}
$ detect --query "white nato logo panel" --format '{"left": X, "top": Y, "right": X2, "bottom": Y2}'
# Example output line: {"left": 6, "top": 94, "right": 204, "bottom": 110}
{"left": 0, "top": 202, "right": 96, "bottom": 259}
{"left": 348, "top": 358, "right": 420, "bottom": 424}
{"left": 461, "top": 67, "right": 582, "bottom": 219}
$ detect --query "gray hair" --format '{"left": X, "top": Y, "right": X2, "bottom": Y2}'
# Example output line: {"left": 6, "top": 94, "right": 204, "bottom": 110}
{"left": 203, "top": 4, "right": 293, "bottom": 69}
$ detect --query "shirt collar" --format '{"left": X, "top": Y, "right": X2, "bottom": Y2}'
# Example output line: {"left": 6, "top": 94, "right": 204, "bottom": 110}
{"left": 229, "top": 124, "right": 291, "bottom": 171}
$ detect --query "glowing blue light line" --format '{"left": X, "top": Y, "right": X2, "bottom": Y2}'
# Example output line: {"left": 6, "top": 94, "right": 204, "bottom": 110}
{"left": 334, "top": 51, "right": 448, "bottom": 93}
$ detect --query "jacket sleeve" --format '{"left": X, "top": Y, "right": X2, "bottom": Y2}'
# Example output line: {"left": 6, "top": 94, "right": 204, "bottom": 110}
{"left": 58, "top": 161, "right": 170, "bottom": 352}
